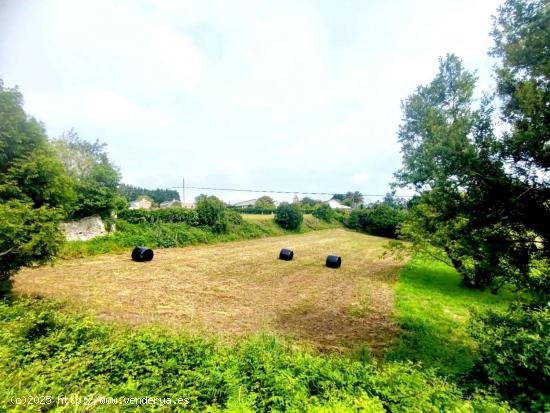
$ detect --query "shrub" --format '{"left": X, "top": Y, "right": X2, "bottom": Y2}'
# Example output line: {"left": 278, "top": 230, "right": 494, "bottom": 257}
{"left": 275, "top": 203, "right": 303, "bottom": 230}
{"left": 468, "top": 303, "right": 550, "bottom": 412}
{"left": 0, "top": 201, "right": 64, "bottom": 293}
{"left": 225, "top": 208, "right": 244, "bottom": 226}
{"left": 346, "top": 204, "right": 406, "bottom": 238}
{"left": 196, "top": 196, "right": 228, "bottom": 233}
{"left": 312, "top": 204, "right": 334, "bottom": 222}
{"left": 119, "top": 207, "right": 199, "bottom": 225}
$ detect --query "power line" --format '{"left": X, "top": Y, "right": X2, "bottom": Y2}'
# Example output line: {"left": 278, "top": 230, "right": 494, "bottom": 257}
{"left": 170, "top": 184, "right": 412, "bottom": 198}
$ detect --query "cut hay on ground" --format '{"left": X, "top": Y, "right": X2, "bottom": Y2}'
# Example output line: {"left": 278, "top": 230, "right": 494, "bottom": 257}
{"left": 14, "top": 229, "right": 403, "bottom": 354}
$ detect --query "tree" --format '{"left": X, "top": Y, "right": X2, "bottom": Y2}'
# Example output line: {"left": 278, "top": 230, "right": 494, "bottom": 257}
{"left": 0, "top": 80, "right": 47, "bottom": 175}
{"left": 301, "top": 197, "right": 319, "bottom": 206}
{"left": 52, "top": 130, "right": 124, "bottom": 218}
{"left": 275, "top": 202, "right": 303, "bottom": 230}
{"left": 490, "top": 0, "right": 550, "bottom": 244}
{"left": 255, "top": 196, "right": 275, "bottom": 209}
{"left": 0, "top": 80, "right": 68, "bottom": 290}
{"left": 342, "top": 191, "right": 364, "bottom": 208}
{"left": 118, "top": 183, "right": 180, "bottom": 204}
{"left": 196, "top": 195, "right": 228, "bottom": 233}
{"left": 395, "top": 54, "right": 548, "bottom": 291}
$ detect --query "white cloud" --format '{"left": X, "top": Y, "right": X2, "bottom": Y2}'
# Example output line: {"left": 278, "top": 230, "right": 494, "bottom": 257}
{"left": 0, "top": 0, "right": 504, "bottom": 200}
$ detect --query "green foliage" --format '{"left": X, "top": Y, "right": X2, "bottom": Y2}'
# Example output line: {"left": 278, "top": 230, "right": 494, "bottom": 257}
{"left": 119, "top": 207, "right": 199, "bottom": 225}
{"left": 332, "top": 192, "right": 364, "bottom": 207}
{"left": 300, "top": 196, "right": 320, "bottom": 206}
{"left": 52, "top": 130, "right": 124, "bottom": 219}
{"left": 232, "top": 206, "right": 276, "bottom": 214}
{"left": 468, "top": 303, "right": 550, "bottom": 412}
{"left": 491, "top": 0, "right": 549, "bottom": 177}
{"left": 1, "top": 150, "right": 75, "bottom": 211}
{"left": 346, "top": 203, "right": 407, "bottom": 238}
{"left": 395, "top": 54, "right": 549, "bottom": 292}
{"left": 0, "top": 201, "right": 64, "bottom": 290}
{"left": 118, "top": 183, "right": 180, "bottom": 205}
{"left": 312, "top": 204, "right": 334, "bottom": 222}
{"left": 196, "top": 196, "right": 228, "bottom": 233}
{"left": 61, "top": 215, "right": 337, "bottom": 258}
{"left": 275, "top": 202, "right": 303, "bottom": 230}
{"left": 254, "top": 196, "right": 275, "bottom": 209}
{"left": 0, "top": 297, "right": 514, "bottom": 412}
{"left": 0, "top": 80, "right": 68, "bottom": 286}
{"left": 0, "top": 80, "right": 47, "bottom": 175}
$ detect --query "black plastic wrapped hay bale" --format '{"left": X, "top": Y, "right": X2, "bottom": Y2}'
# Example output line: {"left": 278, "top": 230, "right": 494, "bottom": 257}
{"left": 326, "top": 255, "right": 341, "bottom": 268}
{"left": 131, "top": 246, "right": 154, "bottom": 262}
{"left": 279, "top": 248, "right": 294, "bottom": 261}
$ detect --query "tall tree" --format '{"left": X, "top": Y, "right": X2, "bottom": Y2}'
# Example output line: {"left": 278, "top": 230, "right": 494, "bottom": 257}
{"left": 52, "top": 130, "right": 124, "bottom": 218}
{"left": 491, "top": 0, "right": 550, "bottom": 243}
{"left": 0, "top": 80, "right": 68, "bottom": 289}
{"left": 396, "top": 54, "right": 548, "bottom": 293}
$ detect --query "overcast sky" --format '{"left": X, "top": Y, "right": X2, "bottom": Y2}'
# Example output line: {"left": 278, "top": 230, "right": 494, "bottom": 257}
{"left": 0, "top": 0, "right": 502, "bottom": 203}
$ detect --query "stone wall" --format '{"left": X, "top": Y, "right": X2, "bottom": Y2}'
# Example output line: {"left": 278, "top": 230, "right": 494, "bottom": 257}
{"left": 61, "top": 215, "right": 107, "bottom": 241}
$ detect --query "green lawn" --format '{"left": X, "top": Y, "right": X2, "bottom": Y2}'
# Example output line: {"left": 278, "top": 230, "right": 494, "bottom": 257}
{"left": 387, "top": 256, "right": 516, "bottom": 376}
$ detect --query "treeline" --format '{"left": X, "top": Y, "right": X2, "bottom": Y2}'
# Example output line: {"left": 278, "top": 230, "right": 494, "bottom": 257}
{"left": 118, "top": 183, "right": 179, "bottom": 205}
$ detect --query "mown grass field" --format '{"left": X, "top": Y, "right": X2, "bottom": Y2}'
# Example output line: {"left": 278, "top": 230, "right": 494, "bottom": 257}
{"left": 4, "top": 230, "right": 519, "bottom": 412}
{"left": 14, "top": 229, "right": 403, "bottom": 355}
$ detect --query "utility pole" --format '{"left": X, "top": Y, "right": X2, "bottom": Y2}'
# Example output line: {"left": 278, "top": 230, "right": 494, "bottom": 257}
{"left": 181, "top": 177, "right": 185, "bottom": 205}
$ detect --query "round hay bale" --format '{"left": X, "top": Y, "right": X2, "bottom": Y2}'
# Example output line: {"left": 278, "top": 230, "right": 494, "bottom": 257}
{"left": 279, "top": 248, "right": 294, "bottom": 261}
{"left": 326, "top": 255, "right": 341, "bottom": 268}
{"left": 131, "top": 246, "right": 154, "bottom": 262}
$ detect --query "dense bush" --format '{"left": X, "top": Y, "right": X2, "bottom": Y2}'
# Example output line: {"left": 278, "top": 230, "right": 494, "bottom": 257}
{"left": 0, "top": 201, "right": 64, "bottom": 292}
{"left": 0, "top": 298, "right": 514, "bottom": 412}
{"left": 275, "top": 202, "right": 303, "bottom": 230}
{"left": 468, "top": 303, "right": 550, "bottom": 412}
{"left": 312, "top": 204, "right": 334, "bottom": 222}
{"left": 196, "top": 196, "right": 228, "bottom": 233}
{"left": 119, "top": 207, "right": 199, "bottom": 225}
{"left": 347, "top": 204, "right": 407, "bottom": 238}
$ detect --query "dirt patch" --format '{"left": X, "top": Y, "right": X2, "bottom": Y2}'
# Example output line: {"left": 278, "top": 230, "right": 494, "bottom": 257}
{"left": 14, "top": 229, "right": 403, "bottom": 354}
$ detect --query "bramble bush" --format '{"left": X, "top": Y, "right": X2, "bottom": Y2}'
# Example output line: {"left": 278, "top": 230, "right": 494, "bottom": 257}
{"left": 275, "top": 202, "right": 303, "bottom": 230}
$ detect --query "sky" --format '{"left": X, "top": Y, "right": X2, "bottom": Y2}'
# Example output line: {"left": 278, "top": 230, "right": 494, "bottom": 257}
{"left": 0, "top": 0, "right": 503, "bottom": 204}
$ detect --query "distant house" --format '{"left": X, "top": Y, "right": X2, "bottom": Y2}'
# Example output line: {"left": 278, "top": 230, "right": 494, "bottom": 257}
{"left": 160, "top": 199, "right": 182, "bottom": 209}
{"left": 181, "top": 202, "right": 195, "bottom": 209}
{"left": 129, "top": 197, "right": 152, "bottom": 210}
{"left": 325, "top": 199, "right": 352, "bottom": 210}
{"left": 233, "top": 199, "right": 257, "bottom": 208}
